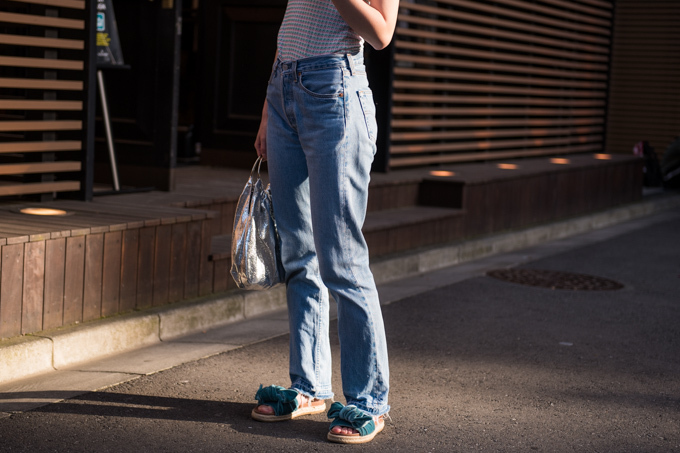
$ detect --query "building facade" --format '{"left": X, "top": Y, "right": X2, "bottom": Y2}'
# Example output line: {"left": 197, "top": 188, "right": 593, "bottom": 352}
{"left": 1, "top": 0, "right": 678, "bottom": 199}
{"left": 0, "top": 0, "right": 677, "bottom": 340}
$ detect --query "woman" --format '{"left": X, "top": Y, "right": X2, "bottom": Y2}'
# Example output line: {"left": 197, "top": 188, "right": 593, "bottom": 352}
{"left": 251, "top": 0, "right": 399, "bottom": 444}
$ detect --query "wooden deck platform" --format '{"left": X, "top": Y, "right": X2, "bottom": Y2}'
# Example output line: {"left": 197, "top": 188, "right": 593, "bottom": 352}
{"left": 0, "top": 153, "right": 643, "bottom": 339}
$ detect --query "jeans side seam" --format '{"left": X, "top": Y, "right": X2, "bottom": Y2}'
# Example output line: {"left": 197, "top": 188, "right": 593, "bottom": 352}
{"left": 340, "top": 72, "right": 360, "bottom": 291}
{"left": 314, "top": 291, "right": 322, "bottom": 390}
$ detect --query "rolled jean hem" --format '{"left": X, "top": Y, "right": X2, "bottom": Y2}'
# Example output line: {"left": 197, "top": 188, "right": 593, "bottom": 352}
{"left": 291, "top": 381, "right": 334, "bottom": 401}
{"left": 347, "top": 402, "right": 391, "bottom": 417}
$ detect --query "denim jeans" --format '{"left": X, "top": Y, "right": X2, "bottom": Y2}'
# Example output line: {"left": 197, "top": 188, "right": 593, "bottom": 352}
{"left": 266, "top": 53, "right": 390, "bottom": 416}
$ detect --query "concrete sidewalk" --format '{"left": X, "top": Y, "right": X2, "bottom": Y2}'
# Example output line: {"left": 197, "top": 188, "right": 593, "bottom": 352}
{"left": 0, "top": 196, "right": 678, "bottom": 451}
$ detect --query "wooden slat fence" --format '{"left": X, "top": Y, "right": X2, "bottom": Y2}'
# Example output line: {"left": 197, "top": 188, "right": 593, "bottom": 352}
{"left": 0, "top": 0, "right": 89, "bottom": 199}
{"left": 605, "top": 0, "right": 680, "bottom": 160}
{"left": 389, "top": 0, "right": 614, "bottom": 168}
{"left": 0, "top": 201, "right": 217, "bottom": 339}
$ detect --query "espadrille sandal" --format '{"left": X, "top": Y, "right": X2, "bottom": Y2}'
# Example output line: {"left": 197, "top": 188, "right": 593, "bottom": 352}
{"left": 251, "top": 385, "right": 326, "bottom": 422}
{"left": 326, "top": 402, "right": 385, "bottom": 444}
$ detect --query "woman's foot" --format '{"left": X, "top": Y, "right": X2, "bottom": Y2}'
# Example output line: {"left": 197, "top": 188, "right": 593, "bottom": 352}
{"left": 253, "top": 393, "right": 322, "bottom": 416}
{"left": 326, "top": 402, "right": 386, "bottom": 444}
{"left": 251, "top": 386, "right": 326, "bottom": 422}
{"left": 329, "top": 415, "right": 384, "bottom": 436}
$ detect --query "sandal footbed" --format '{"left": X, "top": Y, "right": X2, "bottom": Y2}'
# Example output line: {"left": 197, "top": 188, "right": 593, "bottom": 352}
{"left": 251, "top": 400, "right": 326, "bottom": 422}
{"left": 327, "top": 417, "right": 385, "bottom": 444}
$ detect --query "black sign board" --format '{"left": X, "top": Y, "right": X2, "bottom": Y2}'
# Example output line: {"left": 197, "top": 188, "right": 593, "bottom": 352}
{"left": 96, "top": 0, "right": 124, "bottom": 66}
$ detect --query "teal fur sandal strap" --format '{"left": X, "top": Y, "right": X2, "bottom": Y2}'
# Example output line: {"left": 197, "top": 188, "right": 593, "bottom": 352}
{"left": 326, "top": 402, "right": 385, "bottom": 444}
{"left": 251, "top": 385, "right": 326, "bottom": 422}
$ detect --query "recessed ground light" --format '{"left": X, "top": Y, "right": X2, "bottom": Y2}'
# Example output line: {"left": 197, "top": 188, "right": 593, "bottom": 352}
{"left": 594, "top": 153, "right": 612, "bottom": 160}
{"left": 550, "top": 158, "right": 570, "bottom": 164}
{"left": 497, "top": 163, "right": 518, "bottom": 170}
{"left": 429, "top": 170, "right": 456, "bottom": 177}
{"left": 18, "top": 207, "right": 69, "bottom": 216}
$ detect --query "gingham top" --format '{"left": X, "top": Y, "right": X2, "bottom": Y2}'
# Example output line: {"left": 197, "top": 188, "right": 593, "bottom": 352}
{"left": 277, "top": 0, "right": 363, "bottom": 61}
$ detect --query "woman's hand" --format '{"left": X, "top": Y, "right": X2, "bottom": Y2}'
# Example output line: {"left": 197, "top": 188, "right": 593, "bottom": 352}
{"left": 332, "top": 0, "right": 400, "bottom": 50}
{"left": 255, "top": 101, "right": 268, "bottom": 161}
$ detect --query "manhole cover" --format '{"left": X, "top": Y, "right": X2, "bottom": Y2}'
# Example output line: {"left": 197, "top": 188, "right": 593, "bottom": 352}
{"left": 486, "top": 269, "right": 624, "bottom": 291}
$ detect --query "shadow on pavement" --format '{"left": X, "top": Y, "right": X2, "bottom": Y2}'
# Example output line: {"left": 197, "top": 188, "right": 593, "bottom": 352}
{"left": 28, "top": 392, "right": 331, "bottom": 442}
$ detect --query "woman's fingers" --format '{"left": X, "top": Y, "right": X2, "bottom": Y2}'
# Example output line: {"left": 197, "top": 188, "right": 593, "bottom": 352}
{"left": 255, "top": 102, "right": 269, "bottom": 160}
{"left": 256, "top": 136, "right": 267, "bottom": 161}
{"left": 255, "top": 125, "right": 267, "bottom": 160}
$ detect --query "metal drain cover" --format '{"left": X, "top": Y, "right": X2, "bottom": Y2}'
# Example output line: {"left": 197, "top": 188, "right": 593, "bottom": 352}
{"left": 486, "top": 269, "right": 624, "bottom": 291}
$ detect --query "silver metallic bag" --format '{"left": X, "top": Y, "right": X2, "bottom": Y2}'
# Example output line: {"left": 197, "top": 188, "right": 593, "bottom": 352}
{"left": 230, "top": 157, "right": 284, "bottom": 290}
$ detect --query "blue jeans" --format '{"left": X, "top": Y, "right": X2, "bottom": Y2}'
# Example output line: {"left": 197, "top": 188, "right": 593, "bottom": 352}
{"left": 266, "top": 53, "right": 390, "bottom": 416}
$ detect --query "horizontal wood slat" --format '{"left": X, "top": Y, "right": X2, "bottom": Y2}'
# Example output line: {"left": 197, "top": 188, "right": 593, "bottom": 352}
{"left": 390, "top": 144, "right": 602, "bottom": 167}
{"left": 394, "top": 53, "right": 608, "bottom": 81}
{"left": 392, "top": 94, "right": 605, "bottom": 108}
{"left": 538, "top": 0, "right": 612, "bottom": 19}
{"left": 392, "top": 106, "right": 606, "bottom": 117}
{"left": 393, "top": 117, "right": 604, "bottom": 129}
{"left": 0, "top": 181, "right": 79, "bottom": 197}
{"left": 577, "top": 0, "right": 614, "bottom": 9}
{"left": 0, "top": 140, "right": 81, "bottom": 153}
{"left": 0, "top": 56, "right": 83, "bottom": 70}
{"left": 393, "top": 80, "right": 606, "bottom": 99}
{"left": 6, "top": 0, "right": 85, "bottom": 9}
{"left": 395, "top": 40, "right": 609, "bottom": 73}
{"left": 389, "top": 0, "right": 613, "bottom": 169}
{"left": 0, "top": 34, "right": 84, "bottom": 50}
{"left": 392, "top": 126, "right": 603, "bottom": 142}
{"left": 0, "top": 161, "right": 81, "bottom": 175}
{"left": 393, "top": 67, "right": 608, "bottom": 90}
{"left": 398, "top": 14, "right": 609, "bottom": 56}
{"left": 0, "top": 12, "right": 84, "bottom": 30}
{"left": 391, "top": 135, "right": 603, "bottom": 155}
{"left": 0, "top": 120, "right": 82, "bottom": 131}
{"left": 0, "top": 78, "right": 83, "bottom": 90}
{"left": 396, "top": 27, "right": 610, "bottom": 64}
{"left": 0, "top": 100, "right": 82, "bottom": 110}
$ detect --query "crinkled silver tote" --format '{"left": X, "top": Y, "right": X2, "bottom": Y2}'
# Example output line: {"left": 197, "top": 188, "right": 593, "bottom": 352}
{"left": 230, "top": 157, "right": 284, "bottom": 290}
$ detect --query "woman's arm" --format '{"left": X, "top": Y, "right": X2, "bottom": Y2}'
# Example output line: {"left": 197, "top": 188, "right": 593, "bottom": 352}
{"left": 255, "top": 50, "right": 279, "bottom": 160}
{"left": 332, "top": 0, "right": 400, "bottom": 50}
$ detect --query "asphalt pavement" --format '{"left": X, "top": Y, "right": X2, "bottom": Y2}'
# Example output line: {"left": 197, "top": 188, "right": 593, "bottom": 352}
{"left": 0, "top": 208, "right": 678, "bottom": 452}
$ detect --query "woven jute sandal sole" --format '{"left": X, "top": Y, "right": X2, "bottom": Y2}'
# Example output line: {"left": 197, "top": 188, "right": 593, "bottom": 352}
{"left": 327, "top": 417, "right": 385, "bottom": 444}
{"left": 251, "top": 400, "right": 326, "bottom": 422}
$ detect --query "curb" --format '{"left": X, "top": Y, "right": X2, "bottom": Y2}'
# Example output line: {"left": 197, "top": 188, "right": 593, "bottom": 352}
{"left": 370, "top": 192, "right": 680, "bottom": 281}
{"left": 47, "top": 314, "right": 160, "bottom": 369}
{"left": 0, "top": 336, "right": 53, "bottom": 384}
{"left": 1, "top": 193, "right": 679, "bottom": 385}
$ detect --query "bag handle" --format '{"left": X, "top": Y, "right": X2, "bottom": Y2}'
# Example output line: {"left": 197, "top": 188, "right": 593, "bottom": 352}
{"left": 245, "top": 157, "right": 265, "bottom": 212}
{"left": 251, "top": 156, "right": 264, "bottom": 179}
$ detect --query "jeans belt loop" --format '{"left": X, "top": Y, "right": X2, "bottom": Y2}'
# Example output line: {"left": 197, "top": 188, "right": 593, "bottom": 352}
{"left": 346, "top": 53, "right": 356, "bottom": 76}
{"left": 292, "top": 60, "right": 298, "bottom": 83}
